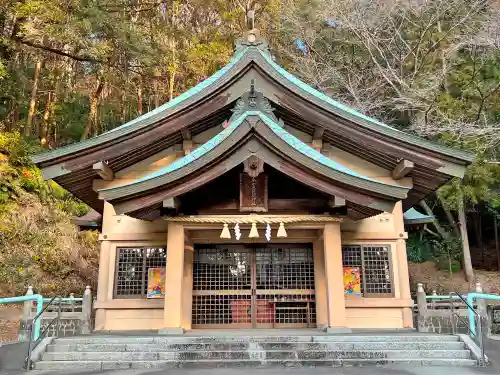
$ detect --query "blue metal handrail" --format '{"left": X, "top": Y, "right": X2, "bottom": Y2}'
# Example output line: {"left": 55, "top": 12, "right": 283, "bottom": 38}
{"left": 467, "top": 293, "right": 500, "bottom": 335}
{"left": 0, "top": 294, "right": 43, "bottom": 341}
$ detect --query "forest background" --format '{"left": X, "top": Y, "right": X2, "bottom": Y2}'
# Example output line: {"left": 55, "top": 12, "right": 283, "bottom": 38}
{"left": 1, "top": 0, "right": 500, "bottom": 296}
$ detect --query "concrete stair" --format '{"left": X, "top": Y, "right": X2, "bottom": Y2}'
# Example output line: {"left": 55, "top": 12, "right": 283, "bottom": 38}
{"left": 34, "top": 334, "right": 478, "bottom": 370}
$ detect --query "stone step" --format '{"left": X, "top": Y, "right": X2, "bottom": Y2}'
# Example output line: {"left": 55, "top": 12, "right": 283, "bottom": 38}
{"left": 42, "top": 349, "right": 471, "bottom": 362}
{"left": 52, "top": 334, "right": 460, "bottom": 345}
{"left": 34, "top": 358, "right": 477, "bottom": 370}
{"left": 47, "top": 341, "right": 466, "bottom": 353}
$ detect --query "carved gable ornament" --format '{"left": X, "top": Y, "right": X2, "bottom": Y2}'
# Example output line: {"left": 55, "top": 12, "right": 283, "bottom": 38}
{"left": 240, "top": 156, "right": 267, "bottom": 212}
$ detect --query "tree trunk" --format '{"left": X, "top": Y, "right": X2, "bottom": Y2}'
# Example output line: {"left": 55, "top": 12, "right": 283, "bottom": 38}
{"left": 120, "top": 91, "right": 127, "bottom": 123}
{"left": 419, "top": 200, "right": 449, "bottom": 239}
{"left": 81, "top": 77, "right": 105, "bottom": 140}
{"left": 137, "top": 85, "right": 143, "bottom": 115}
{"left": 438, "top": 196, "right": 460, "bottom": 236}
{"left": 494, "top": 216, "right": 499, "bottom": 271}
{"left": 458, "top": 203, "right": 474, "bottom": 283}
{"left": 45, "top": 79, "right": 60, "bottom": 148}
{"left": 25, "top": 58, "right": 42, "bottom": 137}
{"left": 169, "top": 69, "right": 176, "bottom": 101}
{"left": 40, "top": 92, "right": 52, "bottom": 145}
{"left": 154, "top": 79, "right": 160, "bottom": 108}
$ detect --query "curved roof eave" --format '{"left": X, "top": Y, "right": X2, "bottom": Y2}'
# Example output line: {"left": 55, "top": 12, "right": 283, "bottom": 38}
{"left": 112, "top": 139, "right": 395, "bottom": 217}
{"left": 254, "top": 49, "right": 474, "bottom": 164}
{"left": 98, "top": 111, "right": 409, "bottom": 202}
{"left": 31, "top": 47, "right": 253, "bottom": 165}
{"left": 32, "top": 44, "right": 473, "bottom": 170}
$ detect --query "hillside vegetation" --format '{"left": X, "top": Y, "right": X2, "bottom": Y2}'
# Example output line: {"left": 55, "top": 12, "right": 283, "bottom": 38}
{"left": 0, "top": 133, "right": 98, "bottom": 296}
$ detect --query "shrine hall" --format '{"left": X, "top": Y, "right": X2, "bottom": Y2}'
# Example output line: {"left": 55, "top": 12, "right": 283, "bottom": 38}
{"left": 33, "top": 23, "right": 473, "bottom": 333}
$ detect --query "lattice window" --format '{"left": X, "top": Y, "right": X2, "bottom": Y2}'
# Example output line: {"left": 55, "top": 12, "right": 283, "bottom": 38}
{"left": 193, "top": 247, "right": 251, "bottom": 291}
{"left": 342, "top": 245, "right": 393, "bottom": 297}
{"left": 114, "top": 247, "right": 167, "bottom": 298}
{"left": 255, "top": 247, "right": 315, "bottom": 290}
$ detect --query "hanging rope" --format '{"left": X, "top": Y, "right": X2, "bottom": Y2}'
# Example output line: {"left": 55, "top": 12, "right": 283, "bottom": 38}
{"left": 163, "top": 215, "right": 342, "bottom": 224}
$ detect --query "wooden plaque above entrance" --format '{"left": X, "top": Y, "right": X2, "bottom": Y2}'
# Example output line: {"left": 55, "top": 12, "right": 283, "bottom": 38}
{"left": 240, "top": 173, "right": 268, "bottom": 212}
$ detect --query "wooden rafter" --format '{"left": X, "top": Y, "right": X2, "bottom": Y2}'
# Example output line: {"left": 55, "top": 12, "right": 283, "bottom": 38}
{"left": 92, "top": 161, "right": 114, "bottom": 181}
{"left": 392, "top": 159, "right": 414, "bottom": 180}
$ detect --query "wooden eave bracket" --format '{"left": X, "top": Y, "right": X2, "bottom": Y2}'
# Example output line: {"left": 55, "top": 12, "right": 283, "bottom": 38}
{"left": 163, "top": 197, "right": 180, "bottom": 210}
{"left": 312, "top": 126, "right": 324, "bottom": 152}
{"left": 328, "top": 196, "right": 346, "bottom": 208}
{"left": 392, "top": 159, "right": 414, "bottom": 180}
{"left": 93, "top": 161, "right": 114, "bottom": 181}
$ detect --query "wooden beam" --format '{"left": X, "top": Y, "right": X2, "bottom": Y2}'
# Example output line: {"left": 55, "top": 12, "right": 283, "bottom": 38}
{"left": 313, "top": 127, "right": 325, "bottom": 139}
{"left": 328, "top": 196, "right": 345, "bottom": 208}
{"left": 195, "top": 199, "right": 328, "bottom": 212}
{"left": 392, "top": 159, "right": 414, "bottom": 180}
{"left": 92, "top": 161, "right": 114, "bottom": 181}
{"left": 183, "top": 140, "right": 194, "bottom": 155}
{"left": 181, "top": 128, "right": 191, "bottom": 140}
{"left": 163, "top": 197, "right": 180, "bottom": 210}
{"left": 312, "top": 127, "right": 324, "bottom": 152}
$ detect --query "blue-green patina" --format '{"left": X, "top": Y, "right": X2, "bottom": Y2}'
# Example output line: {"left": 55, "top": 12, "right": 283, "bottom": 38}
{"left": 257, "top": 48, "right": 397, "bottom": 131}
{"left": 403, "top": 207, "right": 434, "bottom": 225}
{"left": 257, "top": 113, "right": 405, "bottom": 190}
{"left": 100, "top": 111, "right": 407, "bottom": 192}
{"left": 106, "top": 47, "right": 251, "bottom": 134}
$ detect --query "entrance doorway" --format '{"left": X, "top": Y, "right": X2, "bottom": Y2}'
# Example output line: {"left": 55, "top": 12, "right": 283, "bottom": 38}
{"left": 192, "top": 244, "right": 316, "bottom": 328}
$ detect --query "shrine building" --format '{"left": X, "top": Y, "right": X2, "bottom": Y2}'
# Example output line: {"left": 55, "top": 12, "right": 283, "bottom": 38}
{"left": 33, "top": 25, "right": 473, "bottom": 333}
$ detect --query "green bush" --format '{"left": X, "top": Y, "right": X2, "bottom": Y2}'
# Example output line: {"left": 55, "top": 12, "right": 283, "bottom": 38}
{"left": 430, "top": 235, "right": 462, "bottom": 273}
{"left": 0, "top": 131, "right": 89, "bottom": 217}
{"left": 406, "top": 233, "right": 432, "bottom": 263}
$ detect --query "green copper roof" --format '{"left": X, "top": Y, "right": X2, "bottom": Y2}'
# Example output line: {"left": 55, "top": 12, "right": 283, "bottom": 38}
{"left": 403, "top": 207, "right": 434, "bottom": 225}
{"left": 32, "top": 47, "right": 251, "bottom": 164}
{"left": 33, "top": 42, "right": 473, "bottom": 167}
{"left": 115, "top": 111, "right": 249, "bottom": 185}
{"left": 105, "top": 47, "right": 250, "bottom": 135}
{"left": 100, "top": 111, "right": 408, "bottom": 194}
{"left": 257, "top": 48, "right": 474, "bottom": 162}
{"left": 258, "top": 113, "right": 406, "bottom": 190}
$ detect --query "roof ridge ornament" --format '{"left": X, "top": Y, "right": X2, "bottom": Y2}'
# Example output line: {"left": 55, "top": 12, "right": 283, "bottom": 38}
{"left": 235, "top": 10, "right": 270, "bottom": 54}
{"left": 229, "top": 79, "right": 278, "bottom": 122}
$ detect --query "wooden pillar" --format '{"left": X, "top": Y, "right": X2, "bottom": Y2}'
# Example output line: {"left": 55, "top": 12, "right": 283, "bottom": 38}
{"left": 313, "top": 237, "right": 328, "bottom": 329}
{"left": 160, "top": 222, "right": 185, "bottom": 334}
{"left": 94, "top": 241, "right": 111, "bottom": 331}
{"left": 323, "top": 222, "right": 350, "bottom": 332}
{"left": 182, "top": 248, "right": 194, "bottom": 331}
{"left": 393, "top": 201, "right": 413, "bottom": 328}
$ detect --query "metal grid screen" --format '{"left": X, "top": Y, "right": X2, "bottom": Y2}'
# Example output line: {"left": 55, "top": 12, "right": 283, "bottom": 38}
{"left": 255, "top": 247, "right": 316, "bottom": 326}
{"left": 192, "top": 247, "right": 251, "bottom": 326}
{"left": 192, "top": 245, "right": 316, "bottom": 328}
{"left": 255, "top": 247, "right": 315, "bottom": 290}
{"left": 193, "top": 248, "right": 251, "bottom": 291}
{"left": 114, "top": 247, "right": 167, "bottom": 298}
{"left": 342, "top": 245, "right": 393, "bottom": 297}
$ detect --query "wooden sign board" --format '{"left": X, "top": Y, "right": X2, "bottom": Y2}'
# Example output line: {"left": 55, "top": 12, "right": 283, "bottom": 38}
{"left": 240, "top": 173, "right": 268, "bottom": 212}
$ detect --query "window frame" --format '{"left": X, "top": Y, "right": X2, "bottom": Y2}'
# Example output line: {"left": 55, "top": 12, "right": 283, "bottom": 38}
{"left": 113, "top": 245, "right": 167, "bottom": 299}
{"left": 342, "top": 244, "right": 394, "bottom": 298}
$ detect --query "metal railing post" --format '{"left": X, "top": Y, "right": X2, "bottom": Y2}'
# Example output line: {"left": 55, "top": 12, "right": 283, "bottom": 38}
{"left": 477, "top": 314, "right": 485, "bottom": 366}
{"left": 56, "top": 298, "right": 62, "bottom": 337}
{"left": 449, "top": 293, "right": 455, "bottom": 335}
